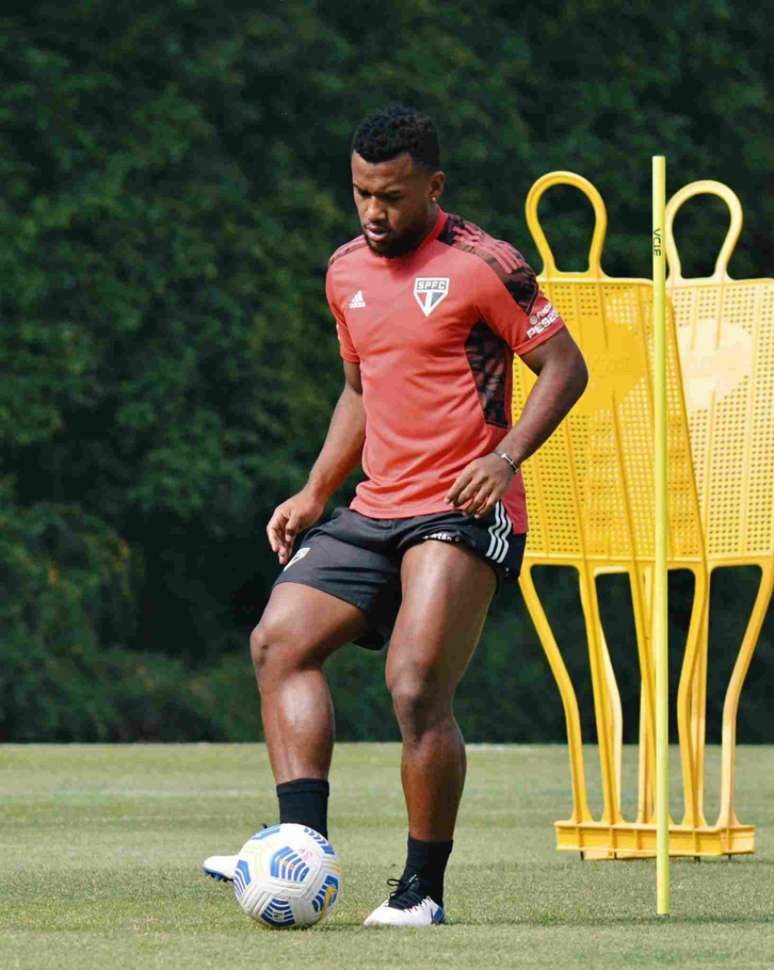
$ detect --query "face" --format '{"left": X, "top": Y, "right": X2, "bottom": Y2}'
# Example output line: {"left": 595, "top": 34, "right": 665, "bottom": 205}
{"left": 351, "top": 151, "right": 445, "bottom": 257}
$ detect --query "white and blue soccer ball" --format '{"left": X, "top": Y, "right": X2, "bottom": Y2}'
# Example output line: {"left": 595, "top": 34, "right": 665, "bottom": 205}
{"left": 233, "top": 823, "right": 342, "bottom": 929}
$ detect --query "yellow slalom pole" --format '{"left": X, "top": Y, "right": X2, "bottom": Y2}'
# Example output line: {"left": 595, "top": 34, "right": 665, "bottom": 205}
{"left": 652, "top": 155, "right": 670, "bottom": 916}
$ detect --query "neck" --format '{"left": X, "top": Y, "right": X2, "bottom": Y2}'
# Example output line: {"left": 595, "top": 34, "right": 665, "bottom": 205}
{"left": 423, "top": 203, "right": 439, "bottom": 236}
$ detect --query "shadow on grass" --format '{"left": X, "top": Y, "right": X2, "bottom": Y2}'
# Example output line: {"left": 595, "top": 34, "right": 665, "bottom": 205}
{"left": 312, "top": 910, "right": 774, "bottom": 930}
{"left": 444, "top": 913, "right": 774, "bottom": 928}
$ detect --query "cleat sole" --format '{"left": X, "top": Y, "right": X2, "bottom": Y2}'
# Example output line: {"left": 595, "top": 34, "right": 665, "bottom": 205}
{"left": 203, "top": 868, "right": 233, "bottom": 883}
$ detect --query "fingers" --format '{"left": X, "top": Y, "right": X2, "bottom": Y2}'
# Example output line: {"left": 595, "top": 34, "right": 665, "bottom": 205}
{"left": 448, "top": 455, "right": 516, "bottom": 518}
{"left": 284, "top": 510, "right": 299, "bottom": 547}
{"left": 454, "top": 490, "right": 479, "bottom": 516}
{"left": 445, "top": 477, "right": 468, "bottom": 508}
{"left": 446, "top": 465, "right": 478, "bottom": 508}
{"left": 266, "top": 489, "right": 326, "bottom": 566}
{"left": 266, "top": 508, "right": 286, "bottom": 551}
{"left": 452, "top": 481, "right": 491, "bottom": 517}
{"left": 448, "top": 468, "right": 492, "bottom": 517}
{"left": 267, "top": 507, "right": 293, "bottom": 564}
{"left": 469, "top": 489, "right": 498, "bottom": 518}
{"left": 453, "top": 479, "right": 481, "bottom": 511}
{"left": 463, "top": 486, "right": 497, "bottom": 518}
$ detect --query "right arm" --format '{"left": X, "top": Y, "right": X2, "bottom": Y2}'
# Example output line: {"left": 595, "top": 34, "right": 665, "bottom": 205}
{"left": 267, "top": 360, "right": 365, "bottom": 565}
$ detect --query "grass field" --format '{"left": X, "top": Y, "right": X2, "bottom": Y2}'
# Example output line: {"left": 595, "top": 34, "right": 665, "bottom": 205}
{"left": 1, "top": 743, "right": 772, "bottom": 969}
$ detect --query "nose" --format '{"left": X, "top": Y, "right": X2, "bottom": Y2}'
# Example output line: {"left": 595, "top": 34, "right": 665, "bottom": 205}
{"left": 364, "top": 197, "right": 387, "bottom": 224}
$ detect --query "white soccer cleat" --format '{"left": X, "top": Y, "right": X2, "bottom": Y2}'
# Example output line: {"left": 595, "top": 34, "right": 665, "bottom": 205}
{"left": 202, "top": 853, "right": 238, "bottom": 883}
{"left": 363, "top": 875, "right": 445, "bottom": 927}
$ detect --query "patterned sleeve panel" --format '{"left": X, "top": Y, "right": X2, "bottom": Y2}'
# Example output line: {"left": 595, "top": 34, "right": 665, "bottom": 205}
{"left": 325, "top": 267, "right": 360, "bottom": 363}
{"left": 474, "top": 250, "right": 564, "bottom": 356}
{"left": 439, "top": 214, "right": 564, "bottom": 355}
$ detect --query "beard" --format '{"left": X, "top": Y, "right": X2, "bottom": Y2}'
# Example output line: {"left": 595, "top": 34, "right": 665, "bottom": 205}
{"left": 362, "top": 221, "right": 430, "bottom": 259}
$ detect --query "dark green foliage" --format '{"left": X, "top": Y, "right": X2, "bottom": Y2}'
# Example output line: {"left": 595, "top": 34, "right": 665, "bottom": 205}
{"left": 1, "top": 1, "right": 771, "bottom": 740}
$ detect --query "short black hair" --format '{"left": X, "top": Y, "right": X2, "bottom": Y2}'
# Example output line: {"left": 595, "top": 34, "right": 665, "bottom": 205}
{"left": 351, "top": 104, "right": 440, "bottom": 172}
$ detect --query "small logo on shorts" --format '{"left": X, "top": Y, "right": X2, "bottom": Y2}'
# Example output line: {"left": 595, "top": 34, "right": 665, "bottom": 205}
{"left": 284, "top": 547, "right": 310, "bottom": 570}
{"left": 424, "top": 531, "right": 460, "bottom": 543}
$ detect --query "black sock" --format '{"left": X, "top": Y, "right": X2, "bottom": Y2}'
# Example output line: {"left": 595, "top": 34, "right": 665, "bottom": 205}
{"left": 276, "top": 778, "right": 329, "bottom": 839}
{"left": 402, "top": 835, "right": 453, "bottom": 906}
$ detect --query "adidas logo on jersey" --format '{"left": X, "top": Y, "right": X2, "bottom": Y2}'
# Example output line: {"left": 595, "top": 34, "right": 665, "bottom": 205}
{"left": 348, "top": 290, "right": 366, "bottom": 308}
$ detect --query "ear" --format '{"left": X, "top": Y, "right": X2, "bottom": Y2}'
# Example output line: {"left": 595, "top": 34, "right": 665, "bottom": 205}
{"left": 428, "top": 170, "right": 446, "bottom": 203}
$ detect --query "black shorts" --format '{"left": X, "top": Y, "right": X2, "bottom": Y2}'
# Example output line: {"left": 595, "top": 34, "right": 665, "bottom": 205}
{"left": 272, "top": 504, "right": 526, "bottom": 649}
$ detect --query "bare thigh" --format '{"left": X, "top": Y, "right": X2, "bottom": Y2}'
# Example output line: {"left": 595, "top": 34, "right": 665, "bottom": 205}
{"left": 385, "top": 541, "right": 497, "bottom": 698}
{"left": 252, "top": 582, "right": 370, "bottom": 671}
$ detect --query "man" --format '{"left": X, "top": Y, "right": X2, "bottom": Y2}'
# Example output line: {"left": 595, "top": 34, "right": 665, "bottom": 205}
{"left": 204, "top": 105, "right": 587, "bottom": 926}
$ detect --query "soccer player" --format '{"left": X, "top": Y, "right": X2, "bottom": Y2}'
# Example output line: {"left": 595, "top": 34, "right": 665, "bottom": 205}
{"left": 204, "top": 105, "right": 587, "bottom": 926}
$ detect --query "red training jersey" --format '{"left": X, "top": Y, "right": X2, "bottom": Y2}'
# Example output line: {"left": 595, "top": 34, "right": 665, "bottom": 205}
{"left": 325, "top": 208, "right": 565, "bottom": 531}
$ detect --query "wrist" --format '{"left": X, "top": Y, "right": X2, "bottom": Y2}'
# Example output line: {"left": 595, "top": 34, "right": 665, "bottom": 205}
{"left": 303, "top": 478, "right": 330, "bottom": 504}
{"left": 492, "top": 449, "right": 519, "bottom": 475}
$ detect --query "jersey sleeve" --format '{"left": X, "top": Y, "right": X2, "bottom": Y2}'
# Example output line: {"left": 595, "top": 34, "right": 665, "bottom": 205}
{"left": 325, "top": 268, "right": 360, "bottom": 363}
{"left": 474, "top": 252, "right": 565, "bottom": 356}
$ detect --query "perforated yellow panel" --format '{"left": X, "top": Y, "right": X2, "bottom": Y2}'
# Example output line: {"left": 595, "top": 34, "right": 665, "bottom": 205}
{"left": 665, "top": 181, "right": 774, "bottom": 563}
{"left": 520, "top": 173, "right": 767, "bottom": 859}
{"left": 515, "top": 175, "right": 704, "bottom": 570}
{"left": 663, "top": 180, "right": 773, "bottom": 843}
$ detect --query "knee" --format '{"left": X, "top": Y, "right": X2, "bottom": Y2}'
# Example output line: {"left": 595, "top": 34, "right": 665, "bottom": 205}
{"left": 387, "top": 665, "right": 450, "bottom": 736}
{"left": 249, "top": 615, "right": 295, "bottom": 686}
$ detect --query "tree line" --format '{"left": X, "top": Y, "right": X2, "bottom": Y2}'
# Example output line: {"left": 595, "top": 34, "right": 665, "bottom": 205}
{"left": 1, "top": 0, "right": 771, "bottom": 741}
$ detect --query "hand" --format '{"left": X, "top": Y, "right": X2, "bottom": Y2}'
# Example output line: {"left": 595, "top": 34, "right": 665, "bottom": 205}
{"left": 446, "top": 453, "right": 515, "bottom": 518}
{"left": 266, "top": 488, "right": 326, "bottom": 566}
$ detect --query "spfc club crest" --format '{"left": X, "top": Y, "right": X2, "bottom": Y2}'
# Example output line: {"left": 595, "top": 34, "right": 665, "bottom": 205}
{"left": 413, "top": 277, "right": 450, "bottom": 317}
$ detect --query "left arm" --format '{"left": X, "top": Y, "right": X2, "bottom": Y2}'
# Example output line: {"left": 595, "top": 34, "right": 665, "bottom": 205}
{"left": 496, "top": 327, "right": 588, "bottom": 468}
{"left": 446, "top": 328, "right": 587, "bottom": 517}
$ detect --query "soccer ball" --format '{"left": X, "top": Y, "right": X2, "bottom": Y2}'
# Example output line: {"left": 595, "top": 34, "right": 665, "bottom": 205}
{"left": 233, "top": 823, "right": 342, "bottom": 929}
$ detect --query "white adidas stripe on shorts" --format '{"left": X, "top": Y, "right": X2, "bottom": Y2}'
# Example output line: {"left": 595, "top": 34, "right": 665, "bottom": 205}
{"left": 485, "top": 500, "right": 512, "bottom": 565}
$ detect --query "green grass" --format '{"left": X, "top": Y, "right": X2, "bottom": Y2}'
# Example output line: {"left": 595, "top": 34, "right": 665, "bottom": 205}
{"left": 1, "top": 744, "right": 772, "bottom": 969}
